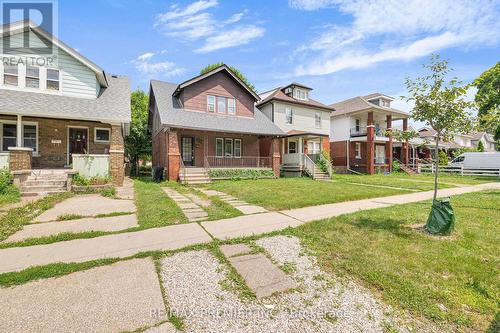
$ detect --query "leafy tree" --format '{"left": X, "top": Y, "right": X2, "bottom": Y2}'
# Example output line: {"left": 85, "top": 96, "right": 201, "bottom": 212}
{"left": 474, "top": 62, "right": 500, "bottom": 140}
{"left": 403, "top": 54, "right": 476, "bottom": 200}
{"left": 201, "top": 62, "right": 257, "bottom": 93}
{"left": 477, "top": 140, "right": 485, "bottom": 152}
{"left": 125, "top": 89, "right": 151, "bottom": 176}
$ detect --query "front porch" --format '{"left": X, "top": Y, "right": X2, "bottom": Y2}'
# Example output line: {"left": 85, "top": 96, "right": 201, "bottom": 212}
{"left": 0, "top": 114, "right": 126, "bottom": 190}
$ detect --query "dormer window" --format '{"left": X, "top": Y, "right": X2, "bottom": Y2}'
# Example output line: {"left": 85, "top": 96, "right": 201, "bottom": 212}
{"left": 26, "top": 66, "right": 40, "bottom": 89}
{"left": 380, "top": 99, "right": 390, "bottom": 108}
{"left": 294, "top": 88, "right": 308, "bottom": 100}
{"left": 46, "top": 68, "right": 60, "bottom": 91}
{"left": 3, "top": 64, "right": 18, "bottom": 86}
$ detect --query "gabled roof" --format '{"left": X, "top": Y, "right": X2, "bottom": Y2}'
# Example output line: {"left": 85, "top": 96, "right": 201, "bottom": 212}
{"left": 150, "top": 80, "right": 283, "bottom": 136}
{"left": 363, "top": 92, "right": 395, "bottom": 101}
{"left": 330, "top": 95, "right": 408, "bottom": 118}
{"left": 1, "top": 75, "right": 131, "bottom": 123}
{"left": 470, "top": 132, "right": 496, "bottom": 142}
{"left": 283, "top": 82, "right": 313, "bottom": 91}
{"left": 1, "top": 20, "right": 108, "bottom": 87}
{"left": 173, "top": 64, "right": 259, "bottom": 101}
{"left": 256, "top": 86, "right": 335, "bottom": 112}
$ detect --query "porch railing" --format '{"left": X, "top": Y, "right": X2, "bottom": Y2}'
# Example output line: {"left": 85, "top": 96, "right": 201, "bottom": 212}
{"left": 205, "top": 156, "right": 272, "bottom": 168}
{"left": 72, "top": 154, "right": 110, "bottom": 178}
{"left": 303, "top": 154, "right": 316, "bottom": 178}
{"left": 283, "top": 153, "right": 302, "bottom": 165}
{"left": 0, "top": 153, "right": 9, "bottom": 170}
{"left": 350, "top": 126, "right": 388, "bottom": 137}
{"left": 374, "top": 157, "right": 390, "bottom": 165}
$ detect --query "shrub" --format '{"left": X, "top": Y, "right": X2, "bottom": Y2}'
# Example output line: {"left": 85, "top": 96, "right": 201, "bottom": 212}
{"left": 73, "top": 174, "right": 111, "bottom": 186}
{"left": 392, "top": 159, "right": 402, "bottom": 172}
{"left": 0, "top": 169, "right": 13, "bottom": 194}
{"left": 438, "top": 150, "right": 449, "bottom": 166}
{"left": 316, "top": 150, "right": 331, "bottom": 173}
{"left": 208, "top": 169, "right": 275, "bottom": 180}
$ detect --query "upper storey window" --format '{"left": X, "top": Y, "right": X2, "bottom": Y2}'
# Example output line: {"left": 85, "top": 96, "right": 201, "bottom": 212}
{"left": 294, "top": 88, "right": 308, "bottom": 100}
{"left": 4, "top": 64, "right": 18, "bottom": 86}
{"left": 46, "top": 69, "right": 60, "bottom": 91}
{"left": 207, "top": 95, "right": 215, "bottom": 112}
{"left": 228, "top": 98, "right": 236, "bottom": 115}
{"left": 380, "top": 99, "right": 390, "bottom": 107}
{"left": 26, "top": 66, "right": 40, "bottom": 89}
{"left": 217, "top": 96, "right": 226, "bottom": 114}
{"left": 207, "top": 95, "right": 236, "bottom": 115}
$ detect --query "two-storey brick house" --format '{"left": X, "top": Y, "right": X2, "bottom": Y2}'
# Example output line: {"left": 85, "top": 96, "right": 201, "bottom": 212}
{"left": 330, "top": 93, "right": 410, "bottom": 174}
{"left": 148, "top": 65, "right": 284, "bottom": 183}
{"left": 0, "top": 21, "right": 130, "bottom": 193}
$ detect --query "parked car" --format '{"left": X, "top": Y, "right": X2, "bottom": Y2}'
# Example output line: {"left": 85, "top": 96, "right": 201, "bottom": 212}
{"left": 450, "top": 152, "right": 500, "bottom": 169}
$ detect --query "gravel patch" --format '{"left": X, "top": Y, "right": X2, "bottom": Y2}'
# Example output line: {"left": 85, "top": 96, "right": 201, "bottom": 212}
{"left": 159, "top": 237, "right": 431, "bottom": 333}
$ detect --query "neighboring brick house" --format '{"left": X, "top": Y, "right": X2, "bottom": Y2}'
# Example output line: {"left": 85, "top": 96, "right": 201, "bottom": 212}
{"left": 0, "top": 21, "right": 130, "bottom": 191}
{"left": 330, "top": 93, "right": 410, "bottom": 174}
{"left": 148, "top": 65, "right": 284, "bottom": 183}
{"left": 256, "top": 83, "right": 335, "bottom": 178}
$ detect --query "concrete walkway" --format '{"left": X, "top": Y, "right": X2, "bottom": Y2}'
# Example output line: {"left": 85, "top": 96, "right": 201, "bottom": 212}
{"left": 0, "top": 182, "right": 497, "bottom": 273}
{"left": 197, "top": 188, "right": 267, "bottom": 215}
{"left": 163, "top": 188, "right": 208, "bottom": 222}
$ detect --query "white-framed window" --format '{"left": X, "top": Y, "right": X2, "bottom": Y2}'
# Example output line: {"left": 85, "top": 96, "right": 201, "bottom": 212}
{"left": 288, "top": 141, "right": 297, "bottom": 153}
{"left": 215, "top": 138, "right": 224, "bottom": 157}
{"left": 308, "top": 141, "right": 321, "bottom": 154}
{"left": 26, "top": 66, "right": 40, "bottom": 89}
{"left": 228, "top": 98, "right": 236, "bottom": 115}
{"left": 294, "top": 88, "right": 308, "bottom": 100}
{"left": 355, "top": 119, "right": 360, "bottom": 132}
{"left": 207, "top": 95, "right": 215, "bottom": 112}
{"left": 217, "top": 96, "right": 226, "bottom": 114}
{"left": 355, "top": 142, "right": 361, "bottom": 159}
{"left": 0, "top": 121, "right": 38, "bottom": 153}
{"left": 285, "top": 108, "right": 293, "bottom": 124}
{"left": 224, "top": 138, "right": 233, "bottom": 157}
{"left": 46, "top": 68, "right": 60, "bottom": 91}
{"left": 315, "top": 112, "right": 321, "bottom": 128}
{"left": 234, "top": 139, "right": 241, "bottom": 158}
{"left": 3, "top": 64, "right": 19, "bottom": 86}
{"left": 94, "top": 128, "right": 111, "bottom": 143}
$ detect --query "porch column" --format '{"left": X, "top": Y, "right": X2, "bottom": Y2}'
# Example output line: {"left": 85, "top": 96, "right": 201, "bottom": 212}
{"left": 366, "top": 111, "right": 375, "bottom": 174}
{"left": 385, "top": 115, "right": 393, "bottom": 172}
{"left": 109, "top": 125, "right": 125, "bottom": 186}
{"left": 321, "top": 137, "right": 330, "bottom": 156}
{"left": 270, "top": 138, "right": 281, "bottom": 178}
{"left": 16, "top": 115, "right": 23, "bottom": 147}
{"left": 167, "top": 131, "right": 181, "bottom": 181}
{"left": 402, "top": 118, "right": 409, "bottom": 166}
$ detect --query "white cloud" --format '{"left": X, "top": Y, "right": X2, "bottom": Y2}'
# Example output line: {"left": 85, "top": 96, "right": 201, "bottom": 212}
{"left": 133, "top": 52, "right": 185, "bottom": 78}
{"left": 195, "top": 25, "right": 265, "bottom": 53}
{"left": 292, "top": 0, "right": 500, "bottom": 76}
{"left": 155, "top": 1, "right": 264, "bottom": 53}
{"left": 289, "top": 0, "right": 336, "bottom": 11}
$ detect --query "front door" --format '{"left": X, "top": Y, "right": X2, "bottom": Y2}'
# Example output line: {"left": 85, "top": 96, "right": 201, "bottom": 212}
{"left": 375, "top": 145, "right": 386, "bottom": 164}
{"left": 181, "top": 137, "right": 194, "bottom": 166}
{"left": 68, "top": 127, "right": 88, "bottom": 164}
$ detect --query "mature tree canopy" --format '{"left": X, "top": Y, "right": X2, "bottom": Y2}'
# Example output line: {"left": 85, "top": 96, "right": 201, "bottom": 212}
{"left": 125, "top": 89, "right": 151, "bottom": 175}
{"left": 403, "top": 54, "right": 476, "bottom": 200}
{"left": 474, "top": 62, "right": 500, "bottom": 141}
{"left": 200, "top": 63, "right": 257, "bottom": 93}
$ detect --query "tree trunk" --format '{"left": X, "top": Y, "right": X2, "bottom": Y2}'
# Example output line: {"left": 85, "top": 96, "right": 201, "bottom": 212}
{"left": 433, "top": 135, "right": 440, "bottom": 201}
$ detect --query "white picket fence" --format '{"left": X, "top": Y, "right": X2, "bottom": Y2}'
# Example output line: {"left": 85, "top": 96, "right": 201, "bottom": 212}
{"left": 419, "top": 164, "right": 500, "bottom": 177}
{"left": 72, "top": 154, "right": 110, "bottom": 178}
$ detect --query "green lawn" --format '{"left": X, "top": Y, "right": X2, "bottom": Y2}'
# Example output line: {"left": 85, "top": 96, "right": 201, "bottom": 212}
{"left": 206, "top": 178, "right": 410, "bottom": 210}
{"left": 291, "top": 190, "right": 499, "bottom": 331}
{"left": 0, "top": 186, "right": 21, "bottom": 208}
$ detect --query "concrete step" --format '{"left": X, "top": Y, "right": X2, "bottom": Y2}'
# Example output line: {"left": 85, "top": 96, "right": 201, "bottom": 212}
{"left": 184, "top": 180, "right": 212, "bottom": 185}
{"left": 21, "top": 185, "right": 67, "bottom": 193}
{"left": 180, "top": 174, "right": 210, "bottom": 180}
{"left": 22, "top": 190, "right": 67, "bottom": 197}
{"left": 22, "top": 180, "right": 67, "bottom": 187}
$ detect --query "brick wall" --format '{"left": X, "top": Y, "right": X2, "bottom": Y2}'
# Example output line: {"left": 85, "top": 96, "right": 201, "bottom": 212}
{"left": 9, "top": 149, "right": 32, "bottom": 171}
{"left": 109, "top": 125, "right": 125, "bottom": 186}
{"left": 0, "top": 116, "right": 111, "bottom": 168}
{"left": 179, "top": 71, "right": 255, "bottom": 118}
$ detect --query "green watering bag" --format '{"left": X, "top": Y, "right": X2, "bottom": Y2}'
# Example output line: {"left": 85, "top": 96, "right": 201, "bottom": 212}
{"left": 426, "top": 198, "right": 455, "bottom": 235}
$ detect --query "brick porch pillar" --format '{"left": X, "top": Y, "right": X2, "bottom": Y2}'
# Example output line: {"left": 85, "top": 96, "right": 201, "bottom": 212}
{"left": 168, "top": 131, "right": 181, "bottom": 181}
{"left": 366, "top": 111, "right": 375, "bottom": 174}
{"left": 321, "top": 136, "right": 330, "bottom": 156}
{"left": 385, "top": 115, "right": 393, "bottom": 172}
{"left": 110, "top": 125, "right": 125, "bottom": 186}
{"left": 270, "top": 138, "right": 281, "bottom": 177}
{"left": 402, "top": 118, "right": 409, "bottom": 166}
{"left": 8, "top": 147, "right": 32, "bottom": 171}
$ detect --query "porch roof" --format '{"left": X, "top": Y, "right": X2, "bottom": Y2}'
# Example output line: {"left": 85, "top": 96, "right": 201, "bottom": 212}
{"left": 285, "top": 130, "right": 328, "bottom": 138}
{"left": 150, "top": 80, "right": 284, "bottom": 136}
{"left": 1, "top": 75, "right": 131, "bottom": 124}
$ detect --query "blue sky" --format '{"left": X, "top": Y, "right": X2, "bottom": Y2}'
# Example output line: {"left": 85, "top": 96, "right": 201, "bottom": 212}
{"left": 6, "top": 0, "right": 500, "bottom": 114}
